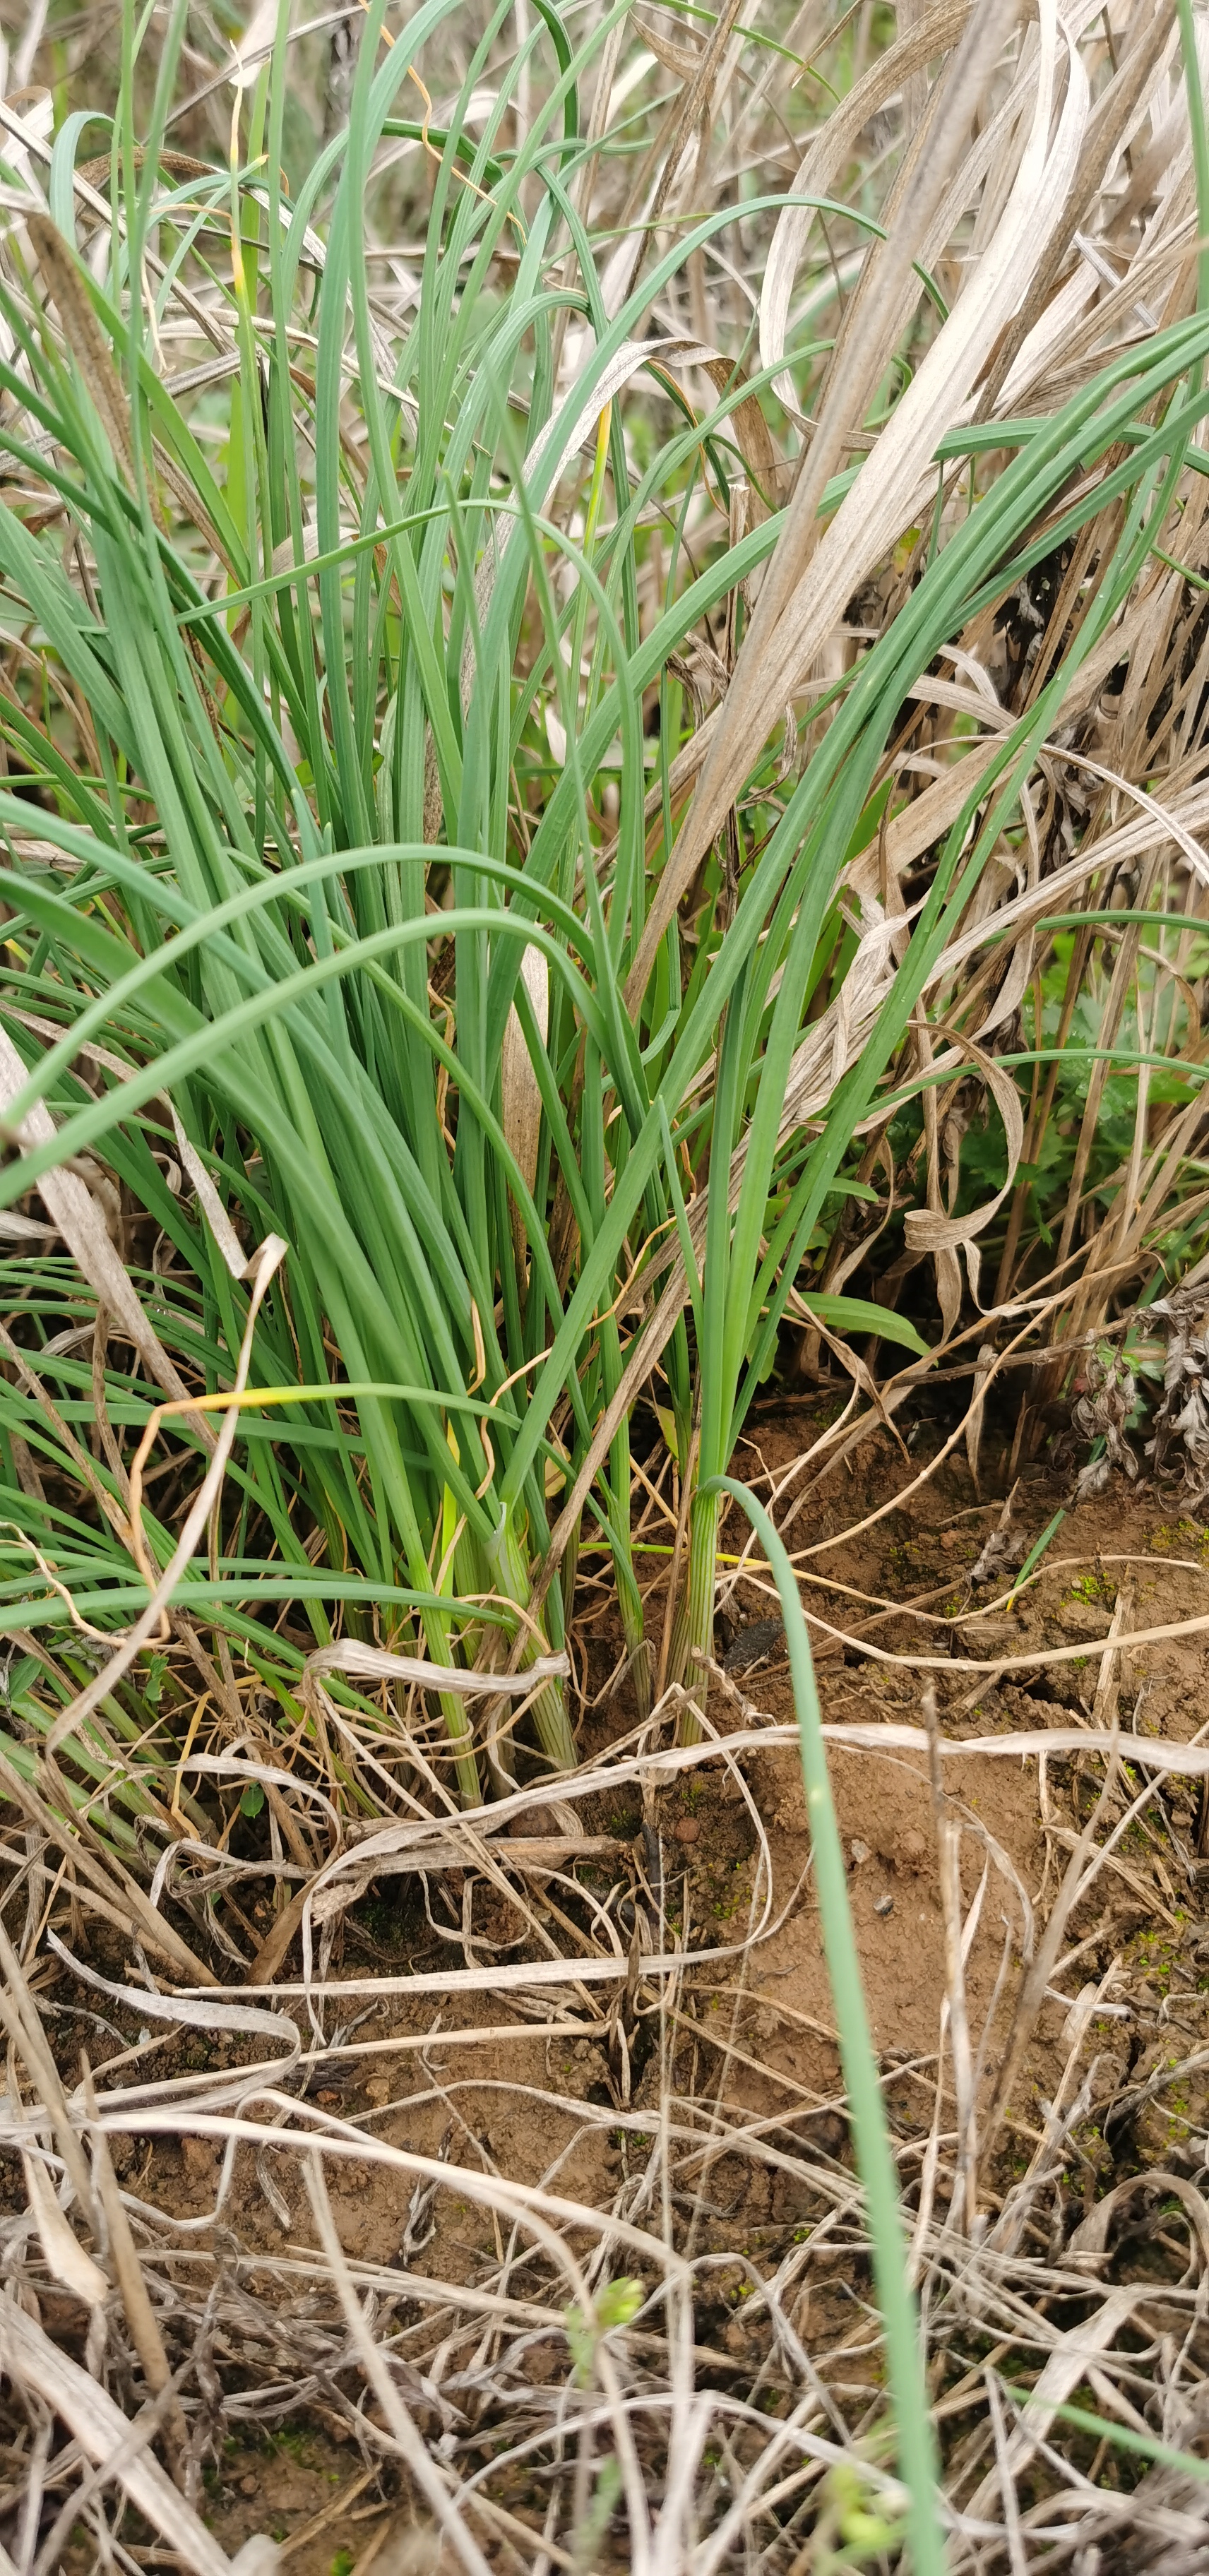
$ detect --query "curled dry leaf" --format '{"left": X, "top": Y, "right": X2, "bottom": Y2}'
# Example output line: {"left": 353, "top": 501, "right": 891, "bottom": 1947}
{"left": 1071, "top": 1349, "right": 1140, "bottom": 1500}
{"left": 1148, "top": 1292, "right": 1209, "bottom": 1499}
{"left": 969, "top": 1491, "right": 1028, "bottom": 1588}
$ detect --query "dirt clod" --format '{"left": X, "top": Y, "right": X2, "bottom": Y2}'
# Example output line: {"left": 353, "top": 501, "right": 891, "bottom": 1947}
{"left": 1057, "top": 1597, "right": 1108, "bottom": 1636}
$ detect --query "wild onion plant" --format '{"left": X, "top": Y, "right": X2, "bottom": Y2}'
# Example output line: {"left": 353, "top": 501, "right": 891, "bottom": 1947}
{"left": 0, "top": 0, "right": 1208, "bottom": 1818}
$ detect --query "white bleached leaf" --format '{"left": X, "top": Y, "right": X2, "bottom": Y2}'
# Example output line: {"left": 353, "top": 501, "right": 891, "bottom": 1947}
{"left": 23, "top": 2153, "right": 109, "bottom": 2306}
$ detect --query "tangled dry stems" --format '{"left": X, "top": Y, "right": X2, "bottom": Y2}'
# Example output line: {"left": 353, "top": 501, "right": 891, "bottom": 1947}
{"left": 7, "top": 1474, "right": 1209, "bottom": 2570}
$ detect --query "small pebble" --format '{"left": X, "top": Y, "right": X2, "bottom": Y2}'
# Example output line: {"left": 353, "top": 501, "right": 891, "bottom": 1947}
{"left": 874, "top": 1894, "right": 894, "bottom": 1918}
{"left": 850, "top": 1838, "right": 871, "bottom": 1867}
{"left": 674, "top": 1815, "right": 701, "bottom": 1845}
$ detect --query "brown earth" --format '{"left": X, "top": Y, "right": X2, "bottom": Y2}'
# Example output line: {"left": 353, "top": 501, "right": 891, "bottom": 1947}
{"left": 24, "top": 1407, "right": 1209, "bottom": 2566}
